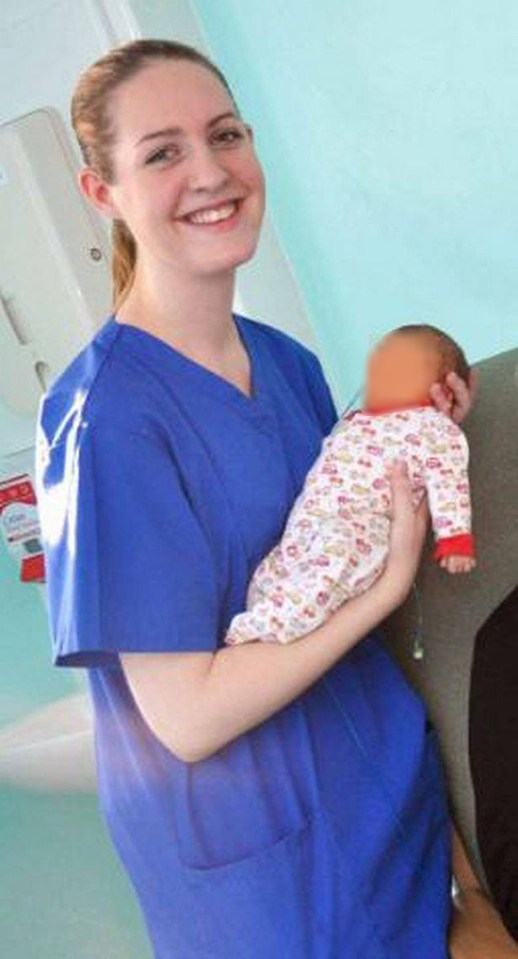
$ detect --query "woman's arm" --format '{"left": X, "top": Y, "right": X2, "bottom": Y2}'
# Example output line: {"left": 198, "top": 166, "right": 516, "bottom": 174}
{"left": 121, "top": 462, "right": 428, "bottom": 762}
{"left": 450, "top": 822, "right": 518, "bottom": 958}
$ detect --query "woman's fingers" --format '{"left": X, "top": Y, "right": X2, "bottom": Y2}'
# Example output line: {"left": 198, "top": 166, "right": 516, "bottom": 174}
{"left": 389, "top": 462, "right": 428, "bottom": 521}
{"left": 429, "top": 367, "right": 479, "bottom": 424}
{"left": 382, "top": 461, "right": 434, "bottom": 603}
{"left": 429, "top": 381, "right": 454, "bottom": 417}
{"left": 386, "top": 461, "right": 428, "bottom": 581}
{"left": 415, "top": 488, "right": 430, "bottom": 525}
{"left": 446, "top": 371, "right": 473, "bottom": 424}
{"left": 388, "top": 459, "right": 413, "bottom": 520}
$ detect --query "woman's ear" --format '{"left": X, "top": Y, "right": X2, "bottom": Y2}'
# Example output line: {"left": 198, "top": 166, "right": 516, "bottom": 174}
{"left": 76, "top": 167, "right": 119, "bottom": 219}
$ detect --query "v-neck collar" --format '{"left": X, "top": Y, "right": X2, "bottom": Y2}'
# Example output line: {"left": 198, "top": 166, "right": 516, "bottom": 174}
{"left": 102, "top": 311, "right": 277, "bottom": 430}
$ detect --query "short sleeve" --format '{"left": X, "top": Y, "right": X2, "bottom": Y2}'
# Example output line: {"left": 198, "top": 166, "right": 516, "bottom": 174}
{"left": 37, "top": 423, "right": 221, "bottom": 668}
{"left": 301, "top": 350, "right": 340, "bottom": 435}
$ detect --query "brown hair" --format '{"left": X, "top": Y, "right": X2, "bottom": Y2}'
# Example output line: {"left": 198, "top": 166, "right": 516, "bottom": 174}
{"left": 392, "top": 323, "right": 471, "bottom": 385}
{"left": 70, "top": 38, "right": 241, "bottom": 312}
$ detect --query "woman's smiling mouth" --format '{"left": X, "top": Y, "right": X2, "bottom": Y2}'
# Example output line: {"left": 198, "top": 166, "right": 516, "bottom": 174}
{"left": 180, "top": 198, "right": 243, "bottom": 229}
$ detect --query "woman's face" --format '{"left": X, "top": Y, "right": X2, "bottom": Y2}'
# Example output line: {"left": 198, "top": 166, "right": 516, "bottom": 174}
{"left": 97, "top": 58, "right": 266, "bottom": 277}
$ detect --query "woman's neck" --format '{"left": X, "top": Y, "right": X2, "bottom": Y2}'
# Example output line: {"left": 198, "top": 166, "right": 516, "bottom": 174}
{"left": 115, "top": 262, "right": 238, "bottom": 360}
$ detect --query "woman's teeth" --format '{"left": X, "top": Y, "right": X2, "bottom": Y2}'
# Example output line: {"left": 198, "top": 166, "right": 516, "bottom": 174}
{"left": 185, "top": 201, "right": 238, "bottom": 224}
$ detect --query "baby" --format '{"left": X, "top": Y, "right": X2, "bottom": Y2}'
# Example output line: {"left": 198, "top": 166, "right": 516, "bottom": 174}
{"left": 225, "top": 323, "right": 476, "bottom": 646}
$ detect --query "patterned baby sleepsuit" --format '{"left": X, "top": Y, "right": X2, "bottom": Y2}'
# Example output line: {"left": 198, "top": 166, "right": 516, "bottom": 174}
{"left": 226, "top": 403, "right": 475, "bottom": 644}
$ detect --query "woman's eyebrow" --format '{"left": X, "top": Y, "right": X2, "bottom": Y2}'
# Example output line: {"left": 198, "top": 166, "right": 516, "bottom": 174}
{"left": 135, "top": 111, "right": 239, "bottom": 147}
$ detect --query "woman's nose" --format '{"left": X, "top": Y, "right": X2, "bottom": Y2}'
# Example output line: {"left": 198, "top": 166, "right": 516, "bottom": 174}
{"left": 185, "top": 144, "right": 231, "bottom": 192}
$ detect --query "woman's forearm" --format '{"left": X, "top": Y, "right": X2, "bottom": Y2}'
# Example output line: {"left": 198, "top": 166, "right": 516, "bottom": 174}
{"left": 121, "top": 464, "right": 425, "bottom": 764}
{"left": 185, "top": 569, "right": 406, "bottom": 760}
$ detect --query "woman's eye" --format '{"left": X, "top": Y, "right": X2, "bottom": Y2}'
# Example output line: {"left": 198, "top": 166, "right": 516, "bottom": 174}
{"left": 213, "top": 128, "right": 244, "bottom": 145}
{"left": 145, "top": 146, "right": 179, "bottom": 165}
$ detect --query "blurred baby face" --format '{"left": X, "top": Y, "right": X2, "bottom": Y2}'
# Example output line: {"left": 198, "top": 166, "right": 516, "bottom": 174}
{"left": 365, "top": 334, "right": 441, "bottom": 411}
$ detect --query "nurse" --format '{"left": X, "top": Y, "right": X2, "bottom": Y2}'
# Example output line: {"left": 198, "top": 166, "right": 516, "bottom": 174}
{"left": 35, "top": 38, "right": 475, "bottom": 958}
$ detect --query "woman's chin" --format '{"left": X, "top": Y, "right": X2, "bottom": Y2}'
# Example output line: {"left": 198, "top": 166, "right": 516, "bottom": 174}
{"left": 190, "top": 237, "right": 261, "bottom": 276}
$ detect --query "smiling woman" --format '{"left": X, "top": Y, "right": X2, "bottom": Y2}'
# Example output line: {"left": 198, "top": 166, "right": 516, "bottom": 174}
{"left": 35, "top": 37, "right": 458, "bottom": 959}
{"left": 76, "top": 51, "right": 265, "bottom": 318}
{"left": 137, "top": 111, "right": 253, "bottom": 231}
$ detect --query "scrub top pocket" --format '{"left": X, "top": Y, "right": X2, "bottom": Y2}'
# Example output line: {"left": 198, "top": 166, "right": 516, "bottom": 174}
{"left": 180, "top": 803, "right": 388, "bottom": 959}
{"left": 181, "top": 805, "right": 319, "bottom": 878}
{"left": 172, "top": 787, "right": 317, "bottom": 874}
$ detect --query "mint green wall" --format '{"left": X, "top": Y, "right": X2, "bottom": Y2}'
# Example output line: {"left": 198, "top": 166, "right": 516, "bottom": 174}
{"left": 0, "top": 541, "right": 75, "bottom": 726}
{"left": 0, "top": 538, "right": 151, "bottom": 959}
{"left": 195, "top": 0, "right": 518, "bottom": 404}
{"left": 0, "top": 786, "right": 151, "bottom": 959}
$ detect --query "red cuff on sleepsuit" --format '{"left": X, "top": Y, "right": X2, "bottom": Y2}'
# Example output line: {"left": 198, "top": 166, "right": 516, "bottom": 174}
{"left": 433, "top": 533, "right": 476, "bottom": 561}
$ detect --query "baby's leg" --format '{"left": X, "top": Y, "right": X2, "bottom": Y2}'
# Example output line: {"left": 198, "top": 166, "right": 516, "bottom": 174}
{"left": 224, "top": 517, "right": 388, "bottom": 645}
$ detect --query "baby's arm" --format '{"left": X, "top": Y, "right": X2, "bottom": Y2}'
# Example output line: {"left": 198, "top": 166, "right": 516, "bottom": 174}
{"left": 421, "top": 418, "right": 476, "bottom": 575}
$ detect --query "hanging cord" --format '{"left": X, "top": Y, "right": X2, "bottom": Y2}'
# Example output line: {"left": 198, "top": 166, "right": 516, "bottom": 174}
{"left": 411, "top": 581, "right": 425, "bottom": 660}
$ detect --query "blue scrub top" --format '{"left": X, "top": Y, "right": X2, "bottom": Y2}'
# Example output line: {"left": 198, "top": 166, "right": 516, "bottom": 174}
{"left": 35, "top": 312, "right": 452, "bottom": 959}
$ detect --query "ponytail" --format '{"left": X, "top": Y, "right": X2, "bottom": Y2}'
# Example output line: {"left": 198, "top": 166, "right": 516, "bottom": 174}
{"left": 111, "top": 218, "right": 137, "bottom": 312}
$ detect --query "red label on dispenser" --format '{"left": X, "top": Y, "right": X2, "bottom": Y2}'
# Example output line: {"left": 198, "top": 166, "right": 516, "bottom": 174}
{"left": 0, "top": 474, "right": 46, "bottom": 582}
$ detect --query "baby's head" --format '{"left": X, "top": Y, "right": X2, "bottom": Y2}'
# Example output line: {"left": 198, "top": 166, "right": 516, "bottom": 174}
{"left": 365, "top": 323, "right": 470, "bottom": 412}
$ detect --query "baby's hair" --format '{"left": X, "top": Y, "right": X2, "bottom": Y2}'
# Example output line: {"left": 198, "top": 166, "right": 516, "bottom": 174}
{"left": 391, "top": 323, "right": 471, "bottom": 386}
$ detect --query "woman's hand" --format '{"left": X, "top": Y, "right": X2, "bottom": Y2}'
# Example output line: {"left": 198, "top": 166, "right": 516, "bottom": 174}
{"left": 429, "top": 368, "right": 479, "bottom": 424}
{"left": 381, "top": 460, "right": 430, "bottom": 605}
